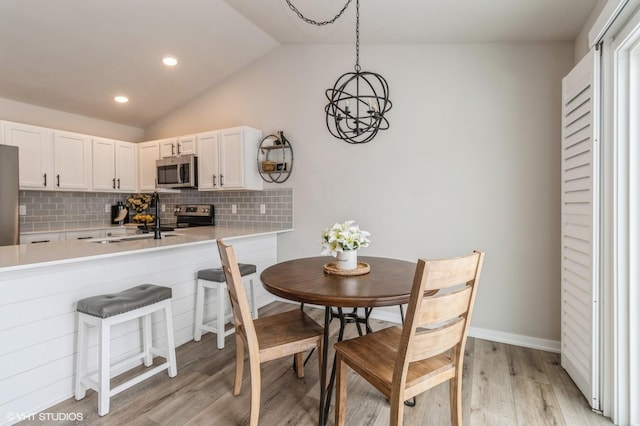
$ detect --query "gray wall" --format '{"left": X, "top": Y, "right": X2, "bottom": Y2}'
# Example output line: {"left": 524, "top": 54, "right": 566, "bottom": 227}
{"left": 145, "top": 42, "right": 574, "bottom": 344}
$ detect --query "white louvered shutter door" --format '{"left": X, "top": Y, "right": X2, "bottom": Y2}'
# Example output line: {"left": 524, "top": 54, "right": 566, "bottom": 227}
{"left": 560, "top": 49, "right": 600, "bottom": 410}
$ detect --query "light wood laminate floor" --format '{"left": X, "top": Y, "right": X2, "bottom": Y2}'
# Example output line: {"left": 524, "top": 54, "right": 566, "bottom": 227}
{"left": 21, "top": 302, "right": 611, "bottom": 425}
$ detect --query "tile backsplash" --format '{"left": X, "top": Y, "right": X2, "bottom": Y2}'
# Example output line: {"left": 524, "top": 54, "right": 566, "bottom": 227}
{"left": 19, "top": 188, "right": 293, "bottom": 233}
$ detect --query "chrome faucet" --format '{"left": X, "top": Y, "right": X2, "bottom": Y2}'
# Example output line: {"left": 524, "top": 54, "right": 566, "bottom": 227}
{"left": 152, "top": 192, "right": 161, "bottom": 240}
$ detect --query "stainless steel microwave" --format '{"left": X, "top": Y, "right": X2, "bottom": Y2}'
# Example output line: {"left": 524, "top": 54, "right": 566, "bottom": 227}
{"left": 156, "top": 155, "right": 198, "bottom": 188}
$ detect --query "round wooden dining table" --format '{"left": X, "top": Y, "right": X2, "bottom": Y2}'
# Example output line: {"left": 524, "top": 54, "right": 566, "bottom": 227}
{"left": 260, "top": 255, "right": 417, "bottom": 426}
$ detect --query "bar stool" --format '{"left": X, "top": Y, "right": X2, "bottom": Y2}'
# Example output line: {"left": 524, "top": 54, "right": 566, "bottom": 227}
{"left": 194, "top": 263, "right": 258, "bottom": 349}
{"left": 75, "top": 284, "right": 178, "bottom": 416}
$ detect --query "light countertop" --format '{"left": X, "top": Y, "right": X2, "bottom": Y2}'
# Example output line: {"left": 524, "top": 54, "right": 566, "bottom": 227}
{"left": 0, "top": 226, "right": 292, "bottom": 272}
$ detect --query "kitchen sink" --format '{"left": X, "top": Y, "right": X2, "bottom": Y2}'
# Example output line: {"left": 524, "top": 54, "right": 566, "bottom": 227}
{"left": 89, "top": 233, "right": 181, "bottom": 243}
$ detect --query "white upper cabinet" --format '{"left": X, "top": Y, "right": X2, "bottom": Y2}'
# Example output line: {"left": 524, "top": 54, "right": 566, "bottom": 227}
{"left": 93, "top": 137, "right": 137, "bottom": 192}
{"left": 217, "top": 126, "right": 262, "bottom": 191}
{"left": 197, "top": 131, "right": 220, "bottom": 190}
{"left": 159, "top": 135, "right": 197, "bottom": 158}
{"left": 2, "top": 120, "right": 264, "bottom": 194}
{"left": 177, "top": 134, "right": 197, "bottom": 156}
{"left": 1, "top": 121, "right": 91, "bottom": 191}
{"left": 115, "top": 141, "right": 137, "bottom": 192}
{"left": 53, "top": 131, "right": 92, "bottom": 190}
{"left": 1, "top": 121, "right": 52, "bottom": 189}
{"left": 159, "top": 138, "right": 178, "bottom": 158}
{"left": 92, "top": 137, "right": 115, "bottom": 191}
{"left": 138, "top": 140, "right": 160, "bottom": 191}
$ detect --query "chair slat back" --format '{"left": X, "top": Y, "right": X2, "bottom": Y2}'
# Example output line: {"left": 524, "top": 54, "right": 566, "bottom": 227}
{"left": 393, "top": 251, "right": 484, "bottom": 387}
{"left": 417, "top": 285, "right": 472, "bottom": 325}
{"left": 409, "top": 318, "right": 465, "bottom": 362}
{"left": 217, "top": 239, "right": 258, "bottom": 349}
{"left": 408, "top": 285, "right": 472, "bottom": 362}
{"left": 421, "top": 254, "right": 482, "bottom": 291}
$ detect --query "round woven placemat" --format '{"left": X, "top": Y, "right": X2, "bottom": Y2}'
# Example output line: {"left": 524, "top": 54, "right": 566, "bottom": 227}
{"left": 323, "top": 261, "right": 371, "bottom": 276}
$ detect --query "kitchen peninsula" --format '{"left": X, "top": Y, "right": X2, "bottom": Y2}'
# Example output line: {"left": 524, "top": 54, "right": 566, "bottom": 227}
{"left": 0, "top": 225, "right": 291, "bottom": 423}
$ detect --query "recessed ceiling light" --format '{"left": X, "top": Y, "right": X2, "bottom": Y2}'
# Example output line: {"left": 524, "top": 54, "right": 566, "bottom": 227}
{"left": 114, "top": 95, "right": 129, "bottom": 103}
{"left": 162, "top": 56, "right": 178, "bottom": 66}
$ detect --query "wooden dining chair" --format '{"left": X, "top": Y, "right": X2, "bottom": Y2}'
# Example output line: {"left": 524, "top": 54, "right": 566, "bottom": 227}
{"left": 216, "top": 239, "right": 324, "bottom": 426}
{"left": 334, "top": 251, "right": 484, "bottom": 426}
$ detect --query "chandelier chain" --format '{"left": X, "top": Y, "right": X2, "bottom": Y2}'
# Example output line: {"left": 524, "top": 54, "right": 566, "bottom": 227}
{"left": 287, "top": 0, "right": 392, "bottom": 144}
{"left": 285, "top": 0, "right": 353, "bottom": 26}
{"left": 355, "top": 0, "right": 360, "bottom": 72}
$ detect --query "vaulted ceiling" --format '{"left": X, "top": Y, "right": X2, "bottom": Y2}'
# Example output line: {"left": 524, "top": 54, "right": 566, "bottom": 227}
{"left": 0, "top": 0, "right": 598, "bottom": 128}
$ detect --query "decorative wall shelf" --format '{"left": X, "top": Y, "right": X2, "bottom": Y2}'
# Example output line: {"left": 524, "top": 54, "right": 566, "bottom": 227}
{"left": 257, "top": 131, "right": 293, "bottom": 183}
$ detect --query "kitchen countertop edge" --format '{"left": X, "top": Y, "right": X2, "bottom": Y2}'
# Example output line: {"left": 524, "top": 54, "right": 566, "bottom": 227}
{"left": 0, "top": 227, "right": 293, "bottom": 272}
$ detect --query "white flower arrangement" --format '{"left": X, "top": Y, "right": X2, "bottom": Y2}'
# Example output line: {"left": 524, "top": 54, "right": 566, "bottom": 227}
{"left": 320, "top": 220, "right": 371, "bottom": 256}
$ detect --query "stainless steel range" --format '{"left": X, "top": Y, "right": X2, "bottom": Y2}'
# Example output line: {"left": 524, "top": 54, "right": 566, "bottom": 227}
{"left": 174, "top": 204, "right": 215, "bottom": 228}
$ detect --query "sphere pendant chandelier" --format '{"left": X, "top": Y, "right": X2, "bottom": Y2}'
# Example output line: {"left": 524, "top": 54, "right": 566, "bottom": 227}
{"left": 286, "top": 0, "right": 392, "bottom": 144}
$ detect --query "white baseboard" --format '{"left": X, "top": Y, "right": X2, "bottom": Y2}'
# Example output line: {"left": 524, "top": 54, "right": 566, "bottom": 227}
{"left": 466, "top": 327, "right": 560, "bottom": 353}
{"left": 277, "top": 299, "right": 560, "bottom": 353}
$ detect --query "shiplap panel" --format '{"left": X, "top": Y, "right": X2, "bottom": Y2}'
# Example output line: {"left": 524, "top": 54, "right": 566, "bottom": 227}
{"left": 0, "top": 234, "right": 278, "bottom": 422}
{"left": 560, "top": 49, "right": 599, "bottom": 409}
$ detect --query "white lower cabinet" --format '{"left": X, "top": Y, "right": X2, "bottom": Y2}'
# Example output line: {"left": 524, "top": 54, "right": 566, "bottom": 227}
{"left": 20, "top": 232, "right": 63, "bottom": 244}
{"left": 21, "top": 227, "right": 137, "bottom": 244}
{"left": 64, "top": 230, "right": 103, "bottom": 241}
{"left": 104, "top": 227, "right": 135, "bottom": 238}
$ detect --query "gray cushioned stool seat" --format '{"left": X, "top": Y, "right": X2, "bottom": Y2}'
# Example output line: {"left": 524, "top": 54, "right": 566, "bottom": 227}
{"left": 77, "top": 284, "right": 172, "bottom": 318}
{"left": 197, "top": 263, "right": 257, "bottom": 282}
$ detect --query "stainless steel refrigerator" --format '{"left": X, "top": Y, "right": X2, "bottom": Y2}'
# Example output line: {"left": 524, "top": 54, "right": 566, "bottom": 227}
{"left": 0, "top": 145, "right": 19, "bottom": 246}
